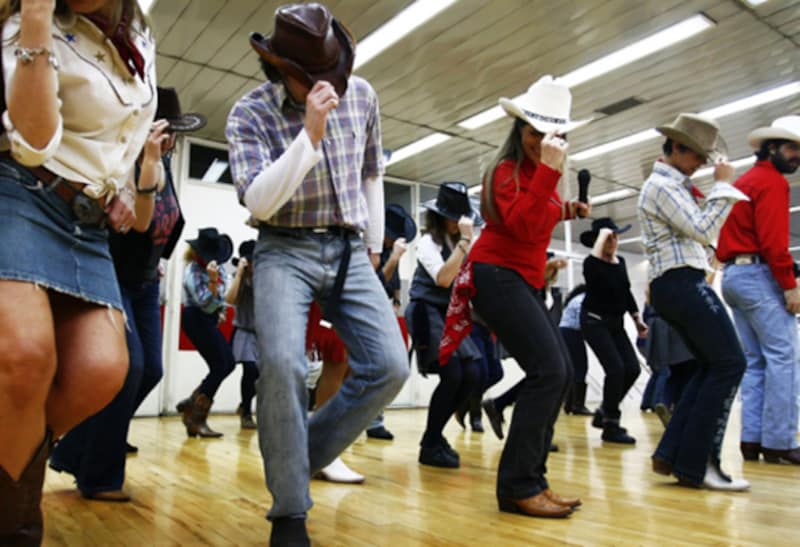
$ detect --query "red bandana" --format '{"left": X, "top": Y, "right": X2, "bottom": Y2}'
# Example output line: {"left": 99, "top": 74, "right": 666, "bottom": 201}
{"left": 438, "top": 261, "right": 476, "bottom": 366}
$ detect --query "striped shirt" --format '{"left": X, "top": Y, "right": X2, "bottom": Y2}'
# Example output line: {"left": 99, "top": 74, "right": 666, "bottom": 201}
{"left": 637, "top": 160, "right": 747, "bottom": 281}
{"left": 226, "top": 76, "right": 383, "bottom": 231}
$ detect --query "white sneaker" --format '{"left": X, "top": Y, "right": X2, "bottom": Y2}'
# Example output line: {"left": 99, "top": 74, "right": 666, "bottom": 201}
{"left": 314, "top": 457, "right": 365, "bottom": 484}
{"left": 702, "top": 463, "right": 750, "bottom": 491}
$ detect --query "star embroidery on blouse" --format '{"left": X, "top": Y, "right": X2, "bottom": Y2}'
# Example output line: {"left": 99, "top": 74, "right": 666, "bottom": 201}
{"left": 65, "top": 33, "right": 77, "bottom": 43}
{"left": 94, "top": 51, "right": 105, "bottom": 63}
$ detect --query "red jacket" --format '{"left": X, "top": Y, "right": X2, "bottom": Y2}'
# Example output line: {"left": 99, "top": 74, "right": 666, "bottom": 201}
{"left": 469, "top": 158, "right": 569, "bottom": 289}
{"left": 717, "top": 160, "right": 796, "bottom": 290}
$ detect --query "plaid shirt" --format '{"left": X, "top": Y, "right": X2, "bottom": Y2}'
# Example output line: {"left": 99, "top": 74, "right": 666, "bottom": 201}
{"left": 638, "top": 160, "right": 746, "bottom": 281}
{"left": 183, "top": 261, "right": 227, "bottom": 315}
{"left": 226, "top": 76, "right": 383, "bottom": 231}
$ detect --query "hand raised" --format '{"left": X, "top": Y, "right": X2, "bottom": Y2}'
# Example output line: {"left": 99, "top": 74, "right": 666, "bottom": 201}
{"left": 540, "top": 131, "right": 569, "bottom": 172}
{"left": 304, "top": 80, "right": 339, "bottom": 147}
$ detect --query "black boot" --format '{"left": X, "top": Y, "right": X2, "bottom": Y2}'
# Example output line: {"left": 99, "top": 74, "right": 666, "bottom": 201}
{"left": 571, "top": 383, "right": 593, "bottom": 416}
{"left": 602, "top": 420, "right": 636, "bottom": 444}
{"left": 468, "top": 396, "right": 483, "bottom": 432}
{"left": 0, "top": 430, "right": 52, "bottom": 546}
{"left": 453, "top": 398, "right": 468, "bottom": 430}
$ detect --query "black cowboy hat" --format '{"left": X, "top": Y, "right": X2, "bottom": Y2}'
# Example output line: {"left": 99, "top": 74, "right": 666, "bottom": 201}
{"left": 156, "top": 87, "right": 207, "bottom": 132}
{"left": 385, "top": 204, "right": 417, "bottom": 242}
{"left": 422, "top": 182, "right": 484, "bottom": 226}
{"left": 249, "top": 3, "right": 355, "bottom": 97}
{"left": 232, "top": 239, "right": 256, "bottom": 267}
{"left": 579, "top": 217, "right": 631, "bottom": 248}
{"left": 580, "top": 217, "right": 631, "bottom": 249}
{"left": 187, "top": 228, "right": 233, "bottom": 264}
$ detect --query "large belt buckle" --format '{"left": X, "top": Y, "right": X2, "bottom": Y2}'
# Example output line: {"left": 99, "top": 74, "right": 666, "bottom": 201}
{"left": 734, "top": 255, "right": 752, "bottom": 265}
{"left": 72, "top": 191, "right": 106, "bottom": 228}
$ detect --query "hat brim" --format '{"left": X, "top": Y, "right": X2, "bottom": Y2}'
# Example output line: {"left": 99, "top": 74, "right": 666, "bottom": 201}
{"left": 422, "top": 201, "right": 484, "bottom": 227}
{"left": 166, "top": 113, "right": 207, "bottom": 133}
{"left": 579, "top": 230, "right": 597, "bottom": 248}
{"left": 747, "top": 127, "right": 800, "bottom": 149}
{"left": 386, "top": 217, "right": 417, "bottom": 242}
{"left": 187, "top": 234, "right": 233, "bottom": 264}
{"left": 499, "top": 98, "right": 592, "bottom": 134}
{"left": 656, "top": 125, "right": 720, "bottom": 161}
{"left": 249, "top": 19, "right": 355, "bottom": 97}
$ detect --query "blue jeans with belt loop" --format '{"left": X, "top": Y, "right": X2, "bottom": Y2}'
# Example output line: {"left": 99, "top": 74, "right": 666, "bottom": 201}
{"left": 252, "top": 226, "right": 408, "bottom": 520}
{"left": 721, "top": 263, "right": 800, "bottom": 450}
{"left": 649, "top": 267, "right": 746, "bottom": 484}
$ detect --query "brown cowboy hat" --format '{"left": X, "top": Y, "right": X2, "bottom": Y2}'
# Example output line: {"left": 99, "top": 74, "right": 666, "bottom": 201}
{"left": 249, "top": 3, "right": 355, "bottom": 97}
{"left": 656, "top": 113, "right": 724, "bottom": 162}
{"left": 156, "top": 87, "right": 206, "bottom": 132}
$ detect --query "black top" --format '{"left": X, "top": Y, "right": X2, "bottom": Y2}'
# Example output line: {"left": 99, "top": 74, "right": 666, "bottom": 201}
{"left": 409, "top": 240, "right": 452, "bottom": 310}
{"left": 109, "top": 157, "right": 185, "bottom": 286}
{"left": 582, "top": 254, "right": 638, "bottom": 317}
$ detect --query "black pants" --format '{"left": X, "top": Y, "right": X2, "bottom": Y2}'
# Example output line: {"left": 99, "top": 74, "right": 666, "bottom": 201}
{"left": 580, "top": 311, "right": 640, "bottom": 421}
{"left": 650, "top": 268, "right": 746, "bottom": 484}
{"left": 471, "top": 262, "right": 570, "bottom": 499}
{"left": 181, "top": 306, "right": 236, "bottom": 398}
{"left": 240, "top": 361, "right": 259, "bottom": 412}
{"left": 421, "top": 354, "right": 480, "bottom": 448}
{"left": 560, "top": 327, "right": 587, "bottom": 383}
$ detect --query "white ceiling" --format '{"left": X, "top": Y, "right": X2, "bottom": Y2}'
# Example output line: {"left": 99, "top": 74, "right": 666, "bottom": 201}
{"left": 151, "top": 0, "right": 800, "bottom": 253}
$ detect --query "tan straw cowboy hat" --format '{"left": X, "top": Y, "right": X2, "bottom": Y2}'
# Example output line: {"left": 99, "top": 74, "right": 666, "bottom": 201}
{"left": 656, "top": 113, "right": 725, "bottom": 161}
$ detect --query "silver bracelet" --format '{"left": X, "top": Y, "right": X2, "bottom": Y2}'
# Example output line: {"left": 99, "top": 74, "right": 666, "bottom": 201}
{"left": 14, "top": 46, "right": 60, "bottom": 71}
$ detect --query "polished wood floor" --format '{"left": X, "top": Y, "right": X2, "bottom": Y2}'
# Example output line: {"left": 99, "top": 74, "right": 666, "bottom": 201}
{"left": 42, "top": 403, "right": 800, "bottom": 546}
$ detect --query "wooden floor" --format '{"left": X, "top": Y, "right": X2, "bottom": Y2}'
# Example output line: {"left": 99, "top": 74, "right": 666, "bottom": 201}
{"left": 42, "top": 403, "right": 800, "bottom": 546}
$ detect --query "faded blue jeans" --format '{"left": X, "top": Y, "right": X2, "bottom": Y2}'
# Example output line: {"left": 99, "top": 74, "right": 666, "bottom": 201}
{"left": 721, "top": 263, "right": 800, "bottom": 450}
{"left": 252, "top": 226, "right": 408, "bottom": 520}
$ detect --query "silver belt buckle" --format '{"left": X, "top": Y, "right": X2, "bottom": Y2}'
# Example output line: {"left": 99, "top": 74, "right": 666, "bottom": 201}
{"left": 312, "top": 227, "right": 329, "bottom": 234}
{"left": 734, "top": 255, "right": 753, "bottom": 265}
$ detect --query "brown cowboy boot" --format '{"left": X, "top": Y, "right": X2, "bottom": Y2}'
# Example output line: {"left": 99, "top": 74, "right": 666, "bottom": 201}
{"left": 0, "top": 430, "right": 52, "bottom": 546}
{"left": 187, "top": 392, "right": 223, "bottom": 438}
{"left": 177, "top": 390, "right": 197, "bottom": 438}
{"left": 237, "top": 404, "right": 257, "bottom": 430}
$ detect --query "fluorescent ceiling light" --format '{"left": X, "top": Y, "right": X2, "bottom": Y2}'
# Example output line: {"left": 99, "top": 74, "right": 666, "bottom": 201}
{"left": 354, "top": 0, "right": 458, "bottom": 70}
{"left": 457, "top": 14, "right": 714, "bottom": 130}
{"left": 386, "top": 133, "right": 451, "bottom": 165}
{"left": 691, "top": 156, "right": 755, "bottom": 179}
{"left": 468, "top": 184, "right": 482, "bottom": 195}
{"left": 590, "top": 188, "right": 638, "bottom": 205}
{"left": 789, "top": 206, "right": 800, "bottom": 213}
{"left": 201, "top": 159, "right": 229, "bottom": 183}
{"left": 573, "top": 81, "right": 800, "bottom": 161}
{"left": 558, "top": 14, "right": 713, "bottom": 88}
{"left": 745, "top": 0, "right": 769, "bottom": 6}
{"left": 618, "top": 236, "right": 643, "bottom": 245}
{"left": 138, "top": 0, "right": 157, "bottom": 13}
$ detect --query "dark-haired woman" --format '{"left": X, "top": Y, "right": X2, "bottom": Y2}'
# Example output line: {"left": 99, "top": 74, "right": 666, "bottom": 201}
{"left": 0, "top": 0, "right": 156, "bottom": 540}
{"left": 440, "top": 76, "right": 590, "bottom": 518}
{"left": 406, "top": 182, "right": 482, "bottom": 469}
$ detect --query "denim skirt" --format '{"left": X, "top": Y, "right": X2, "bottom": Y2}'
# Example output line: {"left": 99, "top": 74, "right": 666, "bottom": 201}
{"left": 0, "top": 158, "right": 122, "bottom": 310}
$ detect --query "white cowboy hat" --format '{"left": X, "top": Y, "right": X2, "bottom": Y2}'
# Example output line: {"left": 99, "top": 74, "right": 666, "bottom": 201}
{"left": 747, "top": 116, "right": 800, "bottom": 149}
{"left": 498, "top": 75, "right": 592, "bottom": 134}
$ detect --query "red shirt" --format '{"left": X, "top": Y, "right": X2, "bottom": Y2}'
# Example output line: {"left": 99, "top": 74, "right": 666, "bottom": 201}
{"left": 469, "top": 158, "right": 568, "bottom": 289}
{"left": 716, "top": 160, "right": 795, "bottom": 290}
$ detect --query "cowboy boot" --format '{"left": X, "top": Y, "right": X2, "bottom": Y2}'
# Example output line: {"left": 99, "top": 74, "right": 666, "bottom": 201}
{"left": 453, "top": 398, "right": 468, "bottom": 430}
{"left": 237, "top": 404, "right": 257, "bottom": 430}
{"left": 177, "top": 390, "right": 198, "bottom": 438}
{"left": 0, "top": 430, "right": 52, "bottom": 546}
{"left": 571, "top": 383, "right": 593, "bottom": 416}
{"left": 468, "top": 396, "right": 484, "bottom": 432}
{"left": 189, "top": 392, "right": 223, "bottom": 438}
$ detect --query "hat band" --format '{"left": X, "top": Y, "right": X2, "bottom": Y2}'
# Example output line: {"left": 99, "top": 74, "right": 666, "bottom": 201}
{"left": 523, "top": 109, "right": 567, "bottom": 125}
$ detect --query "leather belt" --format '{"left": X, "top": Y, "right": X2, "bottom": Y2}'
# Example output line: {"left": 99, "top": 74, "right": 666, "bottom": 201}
{"left": 725, "top": 254, "right": 763, "bottom": 266}
{"left": 1, "top": 153, "right": 107, "bottom": 227}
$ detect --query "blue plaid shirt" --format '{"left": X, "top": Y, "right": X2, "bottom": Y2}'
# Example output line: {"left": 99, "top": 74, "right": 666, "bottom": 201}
{"left": 638, "top": 161, "right": 746, "bottom": 281}
{"left": 183, "top": 261, "right": 227, "bottom": 315}
{"left": 226, "top": 76, "right": 384, "bottom": 230}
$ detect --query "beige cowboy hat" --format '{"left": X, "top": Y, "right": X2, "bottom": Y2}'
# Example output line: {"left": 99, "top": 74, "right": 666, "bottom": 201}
{"left": 498, "top": 75, "right": 592, "bottom": 134}
{"left": 747, "top": 116, "right": 800, "bottom": 149}
{"left": 656, "top": 113, "right": 725, "bottom": 161}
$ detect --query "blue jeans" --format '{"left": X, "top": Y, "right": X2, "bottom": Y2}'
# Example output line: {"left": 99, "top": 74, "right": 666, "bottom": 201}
{"left": 721, "top": 263, "right": 800, "bottom": 450}
{"left": 252, "top": 227, "right": 408, "bottom": 520}
{"left": 50, "top": 280, "right": 160, "bottom": 493}
{"left": 650, "top": 268, "right": 746, "bottom": 484}
{"left": 181, "top": 306, "right": 235, "bottom": 398}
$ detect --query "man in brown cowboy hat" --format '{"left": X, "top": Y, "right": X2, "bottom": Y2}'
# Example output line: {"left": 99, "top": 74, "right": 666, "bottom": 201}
{"left": 716, "top": 116, "right": 800, "bottom": 466}
{"left": 225, "top": 4, "right": 408, "bottom": 544}
{"left": 638, "top": 112, "right": 751, "bottom": 491}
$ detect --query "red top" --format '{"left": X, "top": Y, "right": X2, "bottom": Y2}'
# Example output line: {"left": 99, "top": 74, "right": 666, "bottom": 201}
{"left": 717, "top": 160, "right": 796, "bottom": 290}
{"left": 469, "top": 158, "right": 569, "bottom": 289}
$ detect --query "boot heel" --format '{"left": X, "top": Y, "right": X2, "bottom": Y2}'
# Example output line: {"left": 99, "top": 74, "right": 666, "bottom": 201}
{"left": 497, "top": 498, "right": 521, "bottom": 513}
{"left": 762, "top": 453, "right": 780, "bottom": 463}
